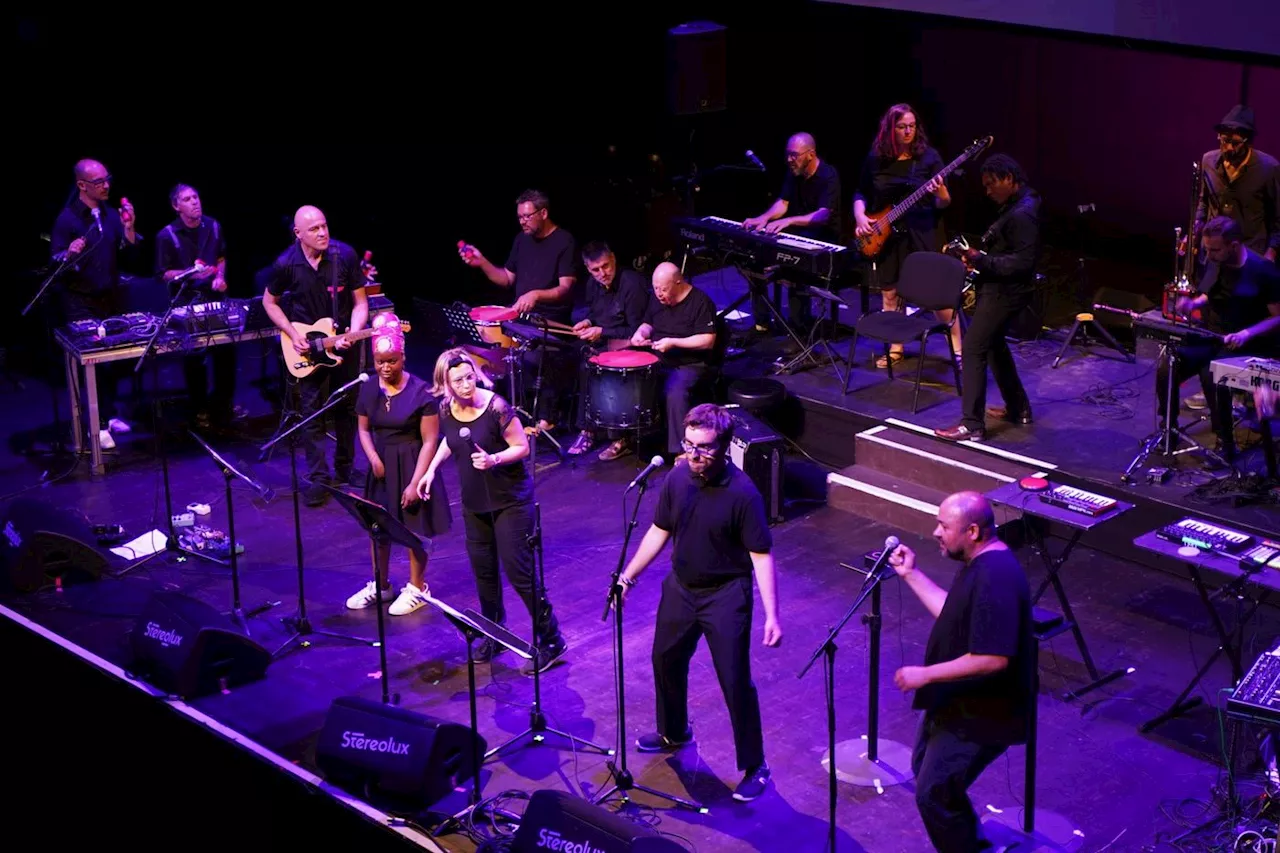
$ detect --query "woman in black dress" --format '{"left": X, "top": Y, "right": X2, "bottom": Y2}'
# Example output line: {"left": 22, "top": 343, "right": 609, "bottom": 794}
{"left": 853, "top": 103, "right": 961, "bottom": 367}
{"left": 344, "top": 316, "right": 451, "bottom": 616}
{"left": 417, "top": 347, "right": 567, "bottom": 673}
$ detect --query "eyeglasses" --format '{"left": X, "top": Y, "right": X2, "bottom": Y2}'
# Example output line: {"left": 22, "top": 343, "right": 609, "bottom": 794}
{"left": 895, "top": 123, "right": 917, "bottom": 132}
{"left": 82, "top": 175, "right": 112, "bottom": 186}
{"left": 1218, "top": 133, "right": 1247, "bottom": 145}
{"left": 680, "top": 440, "right": 721, "bottom": 458}
{"left": 785, "top": 149, "right": 812, "bottom": 160}
{"left": 517, "top": 209, "right": 545, "bottom": 222}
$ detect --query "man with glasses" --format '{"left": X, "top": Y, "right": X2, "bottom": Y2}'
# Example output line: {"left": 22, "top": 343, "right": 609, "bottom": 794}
{"left": 1195, "top": 105, "right": 1279, "bottom": 264}
{"left": 742, "top": 132, "right": 842, "bottom": 335}
{"left": 616, "top": 403, "right": 783, "bottom": 803}
{"left": 50, "top": 158, "right": 143, "bottom": 449}
{"left": 459, "top": 189, "right": 578, "bottom": 435}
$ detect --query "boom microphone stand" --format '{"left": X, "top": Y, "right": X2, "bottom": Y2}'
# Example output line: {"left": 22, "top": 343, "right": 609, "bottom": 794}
{"left": 594, "top": 473, "right": 705, "bottom": 812}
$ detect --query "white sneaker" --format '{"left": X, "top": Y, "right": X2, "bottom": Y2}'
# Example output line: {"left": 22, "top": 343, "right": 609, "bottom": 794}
{"left": 388, "top": 582, "right": 429, "bottom": 616}
{"left": 345, "top": 580, "right": 391, "bottom": 610}
{"left": 108, "top": 418, "right": 132, "bottom": 434}
{"left": 98, "top": 429, "right": 116, "bottom": 450}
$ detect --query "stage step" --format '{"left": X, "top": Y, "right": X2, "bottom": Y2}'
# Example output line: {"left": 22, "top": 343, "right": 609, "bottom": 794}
{"left": 827, "top": 465, "right": 948, "bottom": 539}
{"left": 854, "top": 425, "right": 1039, "bottom": 495}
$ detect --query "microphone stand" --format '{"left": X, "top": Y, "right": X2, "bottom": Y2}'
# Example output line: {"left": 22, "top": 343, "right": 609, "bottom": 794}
{"left": 259, "top": 379, "right": 375, "bottom": 658}
{"left": 798, "top": 549, "right": 912, "bottom": 853}
{"left": 594, "top": 476, "right": 704, "bottom": 811}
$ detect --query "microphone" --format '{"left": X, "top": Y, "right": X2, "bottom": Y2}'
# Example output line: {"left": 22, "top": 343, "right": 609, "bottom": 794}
{"left": 458, "top": 426, "right": 485, "bottom": 456}
{"left": 867, "top": 535, "right": 901, "bottom": 581}
{"left": 626, "top": 455, "right": 666, "bottom": 492}
{"left": 327, "top": 372, "right": 369, "bottom": 401}
{"left": 91, "top": 207, "right": 102, "bottom": 234}
{"left": 745, "top": 150, "right": 766, "bottom": 172}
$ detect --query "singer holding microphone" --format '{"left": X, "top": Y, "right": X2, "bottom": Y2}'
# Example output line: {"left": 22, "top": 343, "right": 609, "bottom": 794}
{"left": 418, "top": 348, "right": 567, "bottom": 674}
{"left": 887, "top": 490, "right": 1035, "bottom": 853}
{"left": 49, "top": 158, "right": 143, "bottom": 448}
{"left": 616, "top": 403, "right": 782, "bottom": 803}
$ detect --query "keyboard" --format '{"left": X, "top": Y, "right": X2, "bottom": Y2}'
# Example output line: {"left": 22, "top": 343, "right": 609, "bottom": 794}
{"left": 1227, "top": 641, "right": 1280, "bottom": 727}
{"left": 1210, "top": 355, "right": 1280, "bottom": 395}
{"left": 673, "top": 215, "right": 849, "bottom": 278}
{"left": 1240, "top": 539, "right": 1280, "bottom": 571}
{"left": 1039, "top": 484, "right": 1117, "bottom": 517}
{"left": 1155, "top": 517, "right": 1254, "bottom": 554}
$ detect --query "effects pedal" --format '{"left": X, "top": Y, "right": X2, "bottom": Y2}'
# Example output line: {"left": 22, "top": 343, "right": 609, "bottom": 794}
{"left": 172, "top": 512, "right": 196, "bottom": 529}
{"left": 1146, "top": 467, "right": 1170, "bottom": 484}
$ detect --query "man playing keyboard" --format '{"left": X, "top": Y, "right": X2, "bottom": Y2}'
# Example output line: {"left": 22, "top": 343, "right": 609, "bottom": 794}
{"left": 742, "top": 132, "right": 842, "bottom": 335}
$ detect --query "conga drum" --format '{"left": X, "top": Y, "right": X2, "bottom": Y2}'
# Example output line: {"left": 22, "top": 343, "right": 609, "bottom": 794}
{"left": 469, "top": 305, "right": 517, "bottom": 348}
{"left": 584, "top": 350, "right": 661, "bottom": 429}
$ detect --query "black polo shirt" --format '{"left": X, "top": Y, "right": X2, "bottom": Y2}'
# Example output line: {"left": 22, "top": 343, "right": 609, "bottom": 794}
{"left": 641, "top": 285, "right": 717, "bottom": 367}
{"left": 583, "top": 268, "right": 651, "bottom": 341}
{"left": 50, "top": 197, "right": 141, "bottom": 295}
{"left": 258, "top": 239, "right": 366, "bottom": 327}
{"left": 505, "top": 227, "right": 577, "bottom": 323}
{"left": 914, "top": 547, "right": 1035, "bottom": 746}
{"left": 155, "top": 217, "right": 227, "bottom": 300}
{"left": 653, "top": 459, "right": 772, "bottom": 590}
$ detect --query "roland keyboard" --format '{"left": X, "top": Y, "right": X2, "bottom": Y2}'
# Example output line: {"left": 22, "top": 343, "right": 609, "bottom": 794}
{"left": 674, "top": 215, "right": 849, "bottom": 278}
{"left": 1039, "top": 485, "right": 1117, "bottom": 517}
{"left": 1155, "top": 517, "right": 1254, "bottom": 555}
{"left": 1210, "top": 355, "right": 1280, "bottom": 395}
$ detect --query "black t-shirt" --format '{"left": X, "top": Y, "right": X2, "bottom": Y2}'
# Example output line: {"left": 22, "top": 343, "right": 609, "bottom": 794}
{"left": 505, "top": 227, "right": 578, "bottom": 323}
{"left": 1200, "top": 250, "right": 1280, "bottom": 355}
{"left": 779, "top": 160, "right": 842, "bottom": 243}
{"left": 50, "top": 198, "right": 140, "bottom": 295}
{"left": 641, "top": 286, "right": 717, "bottom": 367}
{"left": 259, "top": 240, "right": 366, "bottom": 327}
{"left": 653, "top": 459, "right": 772, "bottom": 590}
{"left": 583, "top": 268, "right": 652, "bottom": 341}
{"left": 155, "top": 217, "right": 227, "bottom": 300}
{"left": 914, "top": 547, "right": 1035, "bottom": 746}
{"left": 354, "top": 373, "right": 437, "bottom": 447}
{"left": 855, "top": 147, "right": 947, "bottom": 251}
{"left": 439, "top": 393, "right": 532, "bottom": 513}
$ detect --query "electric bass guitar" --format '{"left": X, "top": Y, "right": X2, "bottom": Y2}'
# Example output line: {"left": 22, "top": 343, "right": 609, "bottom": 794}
{"left": 281, "top": 317, "right": 411, "bottom": 379}
{"left": 853, "top": 135, "right": 994, "bottom": 259}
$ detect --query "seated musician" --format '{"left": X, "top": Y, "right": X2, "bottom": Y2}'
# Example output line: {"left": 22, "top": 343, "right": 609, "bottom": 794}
{"left": 742, "top": 132, "right": 841, "bottom": 336}
{"left": 458, "top": 189, "right": 578, "bottom": 436}
{"left": 1164, "top": 215, "right": 1280, "bottom": 460}
{"left": 630, "top": 262, "right": 718, "bottom": 456}
{"left": 567, "top": 241, "right": 652, "bottom": 460}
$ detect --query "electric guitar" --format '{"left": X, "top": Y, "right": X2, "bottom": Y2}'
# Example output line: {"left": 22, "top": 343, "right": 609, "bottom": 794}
{"left": 853, "top": 135, "right": 994, "bottom": 259}
{"left": 281, "top": 317, "right": 411, "bottom": 379}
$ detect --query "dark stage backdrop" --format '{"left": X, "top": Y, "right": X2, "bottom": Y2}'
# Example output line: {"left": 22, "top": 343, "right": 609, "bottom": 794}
{"left": 8, "top": 5, "right": 1278, "bottom": 375}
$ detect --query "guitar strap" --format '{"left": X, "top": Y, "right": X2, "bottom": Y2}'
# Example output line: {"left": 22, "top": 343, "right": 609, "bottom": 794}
{"left": 328, "top": 245, "right": 341, "bottom": 332}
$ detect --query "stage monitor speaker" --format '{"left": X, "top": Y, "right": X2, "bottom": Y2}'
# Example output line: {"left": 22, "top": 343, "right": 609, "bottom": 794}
{"left": 512, "top": 789, "right": 686, "bottom": 852}
{"left": 666, "top": 21, "right": 727, "bottom": 115}
{"left": 315, "top": 695, "right": 486, "bottom": 811}
{"left": 128, "top": 591, "right": 270, "bottom": 699}
{"left": 1, "top": 497, "right": 112, "bottom": 592}
{"left": 1007, "top": 273, "right": 1050, "bottom": 342}
{"left": 727, "top": 407, "right": 785, "bottom": 524}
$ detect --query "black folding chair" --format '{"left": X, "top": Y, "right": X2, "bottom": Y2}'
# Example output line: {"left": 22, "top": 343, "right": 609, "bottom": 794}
{"left": 843, "top": 252, "right": 966, "bottom": 413}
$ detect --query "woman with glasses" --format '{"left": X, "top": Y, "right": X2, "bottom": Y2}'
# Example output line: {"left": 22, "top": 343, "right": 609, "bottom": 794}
{"left": 853, "top": 103, "right": 961, "bottom": 367}
{"left": 417, "top": 348, "right": 567, "bottom": 674}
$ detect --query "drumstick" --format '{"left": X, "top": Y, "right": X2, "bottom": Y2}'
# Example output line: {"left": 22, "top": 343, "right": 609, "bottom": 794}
{"left": 518, "top": 312, "right": 577, "bottom": 332}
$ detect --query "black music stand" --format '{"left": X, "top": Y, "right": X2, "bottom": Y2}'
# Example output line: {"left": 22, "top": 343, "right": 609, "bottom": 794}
{"left": 775, "top": 283, "right": 848, "bottom": 385}
{"left": 420, "top": 594, "right": 529, "bottom": 836}
{"left": 987, "top": 480, "right": 1135, "bottom": 701}
{"left": 186, "top": 430, "right": 281, "bottom": 633}
{"left": 799, "top": 549, "right": 912, "bottom": 853}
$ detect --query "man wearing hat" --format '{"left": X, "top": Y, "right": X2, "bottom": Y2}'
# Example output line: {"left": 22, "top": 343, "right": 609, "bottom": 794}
{"left": 1195, "top": 105, "right": 1279, "bottom": 264}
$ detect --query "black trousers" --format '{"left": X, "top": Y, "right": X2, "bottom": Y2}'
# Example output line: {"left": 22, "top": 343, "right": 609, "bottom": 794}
{"left": 663, "top": 363, "right": 711, "bottom": 454}
{"left": 652, "top": 573, "right": 764, "bottom": 771}
{"left": 62, "top": 289, "right": 125, "bottom": 429}
{"left": 292, "top": 353, "right": 359, "bottom": 482}
{"left": 183, "top": 345, "right": 237, "bottom": 423}
{"left": 520, "top": 345, "right": 575, "bottom": 427}
{"left": 1155, "top": 341, "right": 1235, "bottom": 455}
{"left": 911, "top": 715, "right": 1007, "bottom": 853}
{"left": 462, "top": 501, "right": 562, "bottom": 645}
{"left": 960, "top": 290, "right": 1031, "bottom": 431}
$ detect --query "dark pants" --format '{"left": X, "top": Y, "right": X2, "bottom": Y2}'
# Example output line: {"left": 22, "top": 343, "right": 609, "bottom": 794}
{"left": 183, "top": 345, "right": 237, "bottom": 423}
{"left": 62, "top": 289, "right": 125, "bottom": 429}
{"left": 521, "top": 345, "right": 575, "bottom": 427}
{"left": 292, "top": 353, "right": 359, "bottom": 482}
{"left": 664, "top": 362, "right": 711, "bottom": 454}
{"left": 462, "top": 501, "right": 562, "bottom": 645}
{"left": 960, "top": 290, "right": 1031, "bottom": 431}
{"left": 652, "top": 573, "right": 764, "bottom": 771}
{"left": 1155, "top": 341, "right": 1235, "bottom": 455}
{"left": 911, "top": 716, "right": 1007, "bottom": 853}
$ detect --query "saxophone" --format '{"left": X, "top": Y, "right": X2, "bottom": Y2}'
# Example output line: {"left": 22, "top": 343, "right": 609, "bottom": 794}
{"left": 1163, "top": 160, "right": 1204, "bottom": 319}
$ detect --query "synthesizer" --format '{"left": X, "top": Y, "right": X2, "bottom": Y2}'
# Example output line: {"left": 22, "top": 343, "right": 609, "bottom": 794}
{"left": 1209, "top": 355, "right": 1280, "bottom": 395}
{"left": 1240, "top": 539, "right": 1280, "bottom": 571}
{"left": 169, "top": 300, "right": 249, "bottom": 335}
{"left": 1227, "top": 641, "right": 1280, "bottom": 727}
{"left": 1039, "top": 484, "right": 1117, "bottom": 517}
{"left": 1155, "top": 517, "right": 1254, "bottom": 554}
{"left": 673, "top": 215, "right": 850, "bottom": 278}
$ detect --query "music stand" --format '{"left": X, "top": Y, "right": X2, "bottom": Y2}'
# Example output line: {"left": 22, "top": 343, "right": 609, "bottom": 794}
{"left": 775, "top": 283, "right": 848, "bottom": 385}
{"left": 419, "top": 593, "right": 531, "bottom": 834}
{"left": 186, "top": 430, "right": 281, "bottom": 633}
{"left": 320, "top": 483, "right": 431, "bottom": 705}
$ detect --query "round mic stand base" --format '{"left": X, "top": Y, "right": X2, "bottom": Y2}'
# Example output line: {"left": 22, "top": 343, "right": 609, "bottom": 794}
{"left": 980, "top": 808, "right": 1079, "bottom": 851}
{"left": 820, "top": 737, "right": 913, "bottom": 790}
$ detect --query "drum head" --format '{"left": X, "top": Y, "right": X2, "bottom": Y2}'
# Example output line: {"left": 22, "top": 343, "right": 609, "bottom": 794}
{"left": 470, "top": 305, "right": 518, "bottom": 323}
{"left": 591, "top": 350, "right": 659, "bottom": 368}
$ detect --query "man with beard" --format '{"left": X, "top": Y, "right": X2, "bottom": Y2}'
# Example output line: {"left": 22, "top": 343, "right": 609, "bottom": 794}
{"left": 742, "top": 132, "right": 842, "bottom": 334}
{"left": 888, "top": 490, "right": 1035, "bottom": 853}
{"left": 1195, "top": 105, "right": 1279, "bottom": 264}
{"left": 616, "top": 403, "right": 783, "bottom": 803}
{"left": 260, "top": 205, "right": 370, "bottom": 506}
